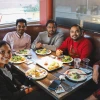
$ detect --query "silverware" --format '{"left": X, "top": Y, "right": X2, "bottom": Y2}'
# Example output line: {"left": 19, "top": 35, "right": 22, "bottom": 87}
{"left": 78, "top": 74, "right": 87, "bottom": 75}
{"left": 57, "top": 72, "right": 87, "bottom": 76}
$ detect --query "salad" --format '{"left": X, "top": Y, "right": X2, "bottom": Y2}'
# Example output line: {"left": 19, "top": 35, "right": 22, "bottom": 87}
{"left": 18, "top": 49, "right": 28, "bottom": 54}
{"left": 61, "top": 55, "right": 73, "bottom": 63}
{"left": 10, "top": 55, "right": 26, "bottom": 63}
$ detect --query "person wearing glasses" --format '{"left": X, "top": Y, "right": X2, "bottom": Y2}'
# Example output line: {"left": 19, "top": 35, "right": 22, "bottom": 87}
{"left": 31, "top": 19, "right": 64, "bottom": 51}
{"left": 3, "top": 18, "right": 31, "bottom": 52}
{"left": 56, "top": 24, "right": 93, "bottom": 59}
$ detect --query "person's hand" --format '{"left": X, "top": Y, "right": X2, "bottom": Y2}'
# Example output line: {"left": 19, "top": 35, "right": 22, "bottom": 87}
{"left": 35, "top": 42, "right": 43, "bottom": 49}
{"left": 93, "top": 65, "right": 99, "bottom": 84}
{"left": 24, "top": 85, "right": 39, "bottom": 94}
{"left": 25, "top": 87, "right": 33, "bottom": 94}
{"left": 56, "top": 49, "right": 63, "bottom": 56}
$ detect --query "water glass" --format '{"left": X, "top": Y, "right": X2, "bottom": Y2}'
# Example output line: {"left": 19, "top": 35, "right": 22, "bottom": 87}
{"left": 82, "top": 58, "right": 90, "bottom": 68}
{"left": 74, "top": 58, "right": 81, "bottom": 68}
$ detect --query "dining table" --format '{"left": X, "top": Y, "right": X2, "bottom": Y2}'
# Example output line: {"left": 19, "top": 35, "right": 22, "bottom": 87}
{"left": 12, "top": 49, "right": 92, "bottom": 100}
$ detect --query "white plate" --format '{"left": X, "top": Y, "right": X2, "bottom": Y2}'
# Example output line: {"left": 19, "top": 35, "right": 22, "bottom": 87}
{"left": 15, "top": 49, "right": 30, "bottom": 56}
{"left": 25, "top": 67, "right": 48, "bottom": 80}
{"left": 57, "top": 55, "right": 73, "bottom": 63}
{"left": 10, "top": 55, "right": 26, "bottom": 64}
{"left": 65, "top": 69, "right": 87, "bottom": 82}
{"left": 36, "top": 56, "right": 63, "bottom": 71}
{"left": 35, "top": 49, "right": 51, "bottom": 55}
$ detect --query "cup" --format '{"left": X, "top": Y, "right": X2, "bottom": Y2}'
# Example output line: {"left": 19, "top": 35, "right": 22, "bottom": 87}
{"left": 74, "top": 58, "right": 81, "bottom": 68}
{"left": 82, "top": 58, "right": 90, "bottom": 68}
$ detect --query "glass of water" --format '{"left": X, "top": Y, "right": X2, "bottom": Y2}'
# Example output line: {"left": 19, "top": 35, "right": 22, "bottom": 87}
{"left": 82, "top": 58, "right": 90, "bottom": 68}
{"left": 74, "top": 58, "right": 81, "bottom": 68}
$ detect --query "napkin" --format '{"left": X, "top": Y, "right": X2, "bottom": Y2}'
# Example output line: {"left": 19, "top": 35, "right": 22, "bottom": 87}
{"left": 55, "top": 85, "right": 65, "bottom": 94}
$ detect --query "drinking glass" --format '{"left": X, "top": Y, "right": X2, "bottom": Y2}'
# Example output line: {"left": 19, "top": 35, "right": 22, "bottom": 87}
{"left": 82, "top": 58, "right": 90, "bottom": 68}
{"left": 74, "top": 58, "right": 81, "bottom": 68}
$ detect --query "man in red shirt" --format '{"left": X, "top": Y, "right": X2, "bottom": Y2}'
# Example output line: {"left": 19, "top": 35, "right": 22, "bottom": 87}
{"left": 56, "top": 24, "right": 93, "bottom": 59}
{"left": 85, "top": 60, "right": 100, "bottom": 100}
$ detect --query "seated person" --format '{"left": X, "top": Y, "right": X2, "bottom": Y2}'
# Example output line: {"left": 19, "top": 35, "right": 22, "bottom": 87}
{"left": 56, "top": 24, "right": 93, "bottom": 59}
{"left": 3, "top": 18, "right": 31, "bottom": 52}
{"left": 31, "top": 19, "right": 64, "bottom": 51}
{"left": 85, "top": 60, "right": 100, "bottom": 100}
{"left": 0, "top": 41, "right": 54, "bottom": 100}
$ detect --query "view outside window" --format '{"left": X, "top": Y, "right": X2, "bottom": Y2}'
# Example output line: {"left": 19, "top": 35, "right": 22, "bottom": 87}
{"left": 0, "top": 0, "right": 40, "bottom": 24}
{"left": 54, "top": 0, "right": 100, "bottom": 24}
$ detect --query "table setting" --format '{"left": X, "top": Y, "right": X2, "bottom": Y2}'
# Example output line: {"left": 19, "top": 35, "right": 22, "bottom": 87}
{"left": 12, "top": 49, "right": 93, "bottom": 99}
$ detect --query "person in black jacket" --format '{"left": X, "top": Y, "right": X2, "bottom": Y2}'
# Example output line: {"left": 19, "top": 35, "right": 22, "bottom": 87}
{"left": 85, "top": 60, "right": 100, "bottom": 100}
{"left": 0, "top": 41, "right": 54, "bottom": 100}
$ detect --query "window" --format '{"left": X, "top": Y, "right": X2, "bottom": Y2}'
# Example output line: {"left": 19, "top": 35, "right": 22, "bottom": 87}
{"left": 0, "top": 0, "right": 40, "bottom": 25}
{"left": 54, "top": 0, "right": 100, "bottom": 24}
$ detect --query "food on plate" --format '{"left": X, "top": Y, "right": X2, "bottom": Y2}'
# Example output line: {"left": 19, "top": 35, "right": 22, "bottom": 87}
{"left": 37, "top": 56, "right": 63, "bottom": 71}
{"left": 10, "top": 55, "right": 25, "bottom": 62}
{"left": 65, "top": 69, "right": 87, "bottom": 81}
{"left": 36, "top": 48, "right": 47, "bottom": 54}
{"left": 44, "top": 61, "right": 48, "bottom": 66}
{"left": 18, "top": 49, "right": 28, "bottom": 54}
{"left": 36, "top": 48, "right": 51, "bottom": 55}
{"left": 15, "top": 49, "right": 30, "bottom": 55}
{"left": 61, "top": 55, "right": 73, "bottom": 63}
{"left": 26, "top": 67, "right": 47, "bottom": 79}
{"left": 68, "top": 72, "right": 81, "bottom": 79}
{"left": 48, "top": 61, "right": 59, "bottom": 70}
{"left": 26, "top": 68, "right": 40, "bottom": 77}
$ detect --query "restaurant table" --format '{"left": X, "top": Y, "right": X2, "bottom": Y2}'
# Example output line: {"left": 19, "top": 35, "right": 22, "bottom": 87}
{"left": 13, "top": 49, "right": 92, "bottom": 100}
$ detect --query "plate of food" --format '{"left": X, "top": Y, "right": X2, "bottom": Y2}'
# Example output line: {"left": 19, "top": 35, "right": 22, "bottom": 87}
{"left": 35, "top": 48, "right": 51, "bottom": 55}
{"left": 25, "top": 67, "right": 48, "bottom": 80}
{"left": 10, "top": 55, "right": 26, "bottom": 63}
{"left": 37, "top": 56, "right": 63, "bottom": 71}
{"left": 58, "top": 55, "right": 73, "bottom": 63}
{"left": 65, "top": 69, "right": 87, "bottom": 82}
{"left": 15, "top": 49, "right": 30, "bottom": 56}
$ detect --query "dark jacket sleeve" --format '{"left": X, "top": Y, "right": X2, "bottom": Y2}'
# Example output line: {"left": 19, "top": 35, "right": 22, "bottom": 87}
{"left": 0, "top": 75, "right": 26, "bottom": 100}
{"left": 7, "top": 63, "right": 22, "bottom": 88}
{"left": 94, "top": 60, "right": 100, "bottom": 66}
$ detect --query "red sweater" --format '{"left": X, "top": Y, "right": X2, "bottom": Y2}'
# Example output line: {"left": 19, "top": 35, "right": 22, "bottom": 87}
{"left": 57, "top": 37, "right": 93, "bottom": 59}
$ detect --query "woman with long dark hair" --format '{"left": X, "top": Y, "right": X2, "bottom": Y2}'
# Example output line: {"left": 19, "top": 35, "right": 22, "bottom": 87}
{"left": 0, "top": 41, "right": 54, "bottom": 100}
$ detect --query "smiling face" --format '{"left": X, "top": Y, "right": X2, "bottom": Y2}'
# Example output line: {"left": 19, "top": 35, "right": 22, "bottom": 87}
{"left": 70, "top": 26, "right": 83, "bottom": 41}
{"left": 16, "top": 22, "right": 27, "bottom": 36}
{"left": 46, "top": 23, "right": 57, "bottom": 36}
{"left": 0, "top": 44, "right": 12, "bottom": 67}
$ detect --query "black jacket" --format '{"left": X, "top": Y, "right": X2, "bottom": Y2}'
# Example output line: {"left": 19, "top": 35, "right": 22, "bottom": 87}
{"left": 0, "top": 63, "right": 25, "bottom": 100}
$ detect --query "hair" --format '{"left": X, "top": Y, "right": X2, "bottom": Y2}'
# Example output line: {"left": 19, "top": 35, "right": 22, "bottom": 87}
{"left": 70, "top": 24, "right": 82, "bottom": 33}
{"left": 0, "top": 41, "right": 11, "bottom": 48}
{"left": 16, "top": 18, "right": 27, "bottom": 26}
{"left": 46, "top": 19, "right": 57, "bottom": 27}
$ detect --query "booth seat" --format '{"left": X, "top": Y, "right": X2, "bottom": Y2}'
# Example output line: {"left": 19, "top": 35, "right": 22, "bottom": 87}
{"left": 0, "top": 24, "right": 46, "bottom": 42}
{"left": 0, "top": 24, "right": 99, "bottom": 65}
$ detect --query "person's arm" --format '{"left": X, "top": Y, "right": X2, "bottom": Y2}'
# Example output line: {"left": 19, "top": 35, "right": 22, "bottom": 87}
{"left": 80, "top": 40, "right": 93, "bottom": 59}
{"left": 31, "top": 33, "right": 42, "bottom": 50}
{"left": 42, "top": 33, "right": 64, "bottom": 51}
{"left": 56, "top": 38, "right": 69, "bottom": 56}
{"left": 93, "top": 64, "right": 99, "bottom": 84}
{"left": 92, "top": 60, "right": 100, "bottom": 84}
{"left": 0, "top": 76, "right": 26, "bottom": 100}
{"left": 26, "top": 36, "right": 31, "bottom": 49}
{"left": 7, "top": 63, "right": 22, "bottom": 89}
